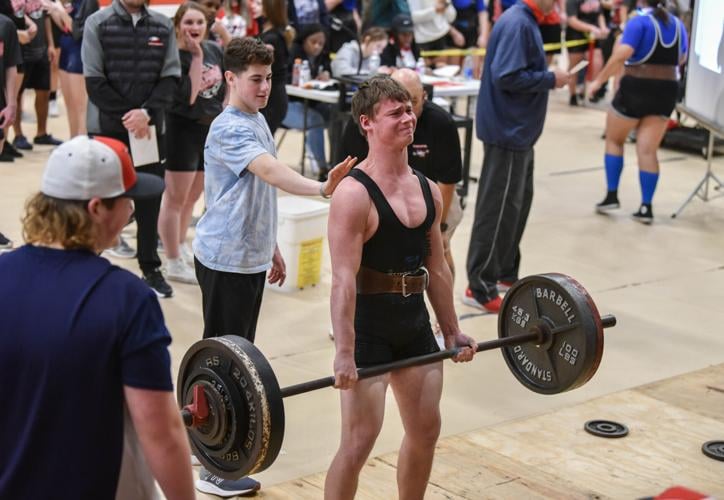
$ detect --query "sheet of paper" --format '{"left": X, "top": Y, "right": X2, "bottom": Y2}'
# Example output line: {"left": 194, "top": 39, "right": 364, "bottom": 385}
{"left": 128, "top": 125, "right": 159, "bottom": 167}
{"left": 569, "top": 60, "right": 589, "bottom": 75}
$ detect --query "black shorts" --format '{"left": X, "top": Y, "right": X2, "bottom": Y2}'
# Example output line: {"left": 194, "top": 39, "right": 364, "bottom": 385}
{"left": 565, "top": 29, "right": 599, "bottom": 54}
{"left": 20, "top": 58, "right": 51, "bottom": 91}
{"left": 417, "top": 37, "right": 448, "bottom": 52}
{"left": 451, "top": 5, "right": 479, "bottom": 48}
{"left": 540, "top": 24, "right": 562, "bottom": 54}
{"left": 353, "top": 294, "right": 440, "bottom": 367}
{"left": 195, "top": 258, "right": 266, "bottom": 341}
{"left": 612, "top": 75, "right": 679, "bottom": 119}
{"left": 165, "top": 113, "right": 209, "bottom": 172}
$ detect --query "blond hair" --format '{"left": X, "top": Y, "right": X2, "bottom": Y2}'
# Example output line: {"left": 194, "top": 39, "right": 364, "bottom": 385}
{"left": 22, "top": 193, "right": 116, "bottom": 251}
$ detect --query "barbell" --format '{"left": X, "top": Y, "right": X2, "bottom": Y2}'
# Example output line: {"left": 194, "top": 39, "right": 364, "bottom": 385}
{"left": 177, "top": 273, "right": 616, "bottom": 479}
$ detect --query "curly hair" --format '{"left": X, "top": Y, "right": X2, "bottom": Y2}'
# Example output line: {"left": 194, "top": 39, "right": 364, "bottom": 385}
{"left": 224, "top": 36, "right": 274, "bottom": 74}
{"left": 22, "top": 194, "right": 117, "bottom": 251}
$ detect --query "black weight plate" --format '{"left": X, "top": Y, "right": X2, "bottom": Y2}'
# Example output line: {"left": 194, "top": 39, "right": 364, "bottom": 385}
{"left": 584, "top": 420, "right": 629, "bottom": 438}
{"left": 178, "top": 335, "right": 285, "bottom": 479}
{"left": 498, "top": 273, "right": 605, "bottom": 394}
{"left": 702, "top": 440, "right": 724, "bottom": 461}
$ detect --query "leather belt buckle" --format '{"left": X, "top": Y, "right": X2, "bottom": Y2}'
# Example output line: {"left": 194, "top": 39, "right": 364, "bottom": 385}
{"left": 401, "top": 266, "right": 429, "bottom": 297}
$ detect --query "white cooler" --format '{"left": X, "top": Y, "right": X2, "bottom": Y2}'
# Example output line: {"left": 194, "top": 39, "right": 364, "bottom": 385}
{"left": 269, "top": 196, "right": 330, "bottom": 292}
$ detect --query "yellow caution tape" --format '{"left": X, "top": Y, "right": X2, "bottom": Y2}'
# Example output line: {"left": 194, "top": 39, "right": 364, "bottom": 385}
{"left": 419, "top": 37, "right": 593, "bottom": 58}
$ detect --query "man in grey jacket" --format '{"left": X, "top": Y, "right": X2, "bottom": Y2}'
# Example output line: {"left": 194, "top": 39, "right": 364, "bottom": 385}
{"left": 83, "top": 0, "right": 180, "bottom": 298}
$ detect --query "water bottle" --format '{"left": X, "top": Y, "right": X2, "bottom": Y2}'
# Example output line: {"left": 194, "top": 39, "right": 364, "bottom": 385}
{"left": 300, "top": 60, "right": 312, "bottom": 86}
{"left": 462, "top": 55, "right": 474, "bottom": 80}
{"left": 415, "top": 57, "right": 426, "bottom": 76}
{"left": 292, "top": 58, "right": 302, "bottom": 86}
{"left": 368, "top": 50, "right": 381, "bottom": 74}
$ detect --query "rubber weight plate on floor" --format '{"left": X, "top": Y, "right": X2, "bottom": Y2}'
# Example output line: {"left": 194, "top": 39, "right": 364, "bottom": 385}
{"left": 584, "top": 420, "right": 629, "bottom": 438}
{"left": 498, "top": 273, "right": 605, "bottom": 394}
{"left": 177, "top": 335, "right": 285, "bottom": 479}
{"left": 702, "top": 440, "right": 724, "bottom": 462}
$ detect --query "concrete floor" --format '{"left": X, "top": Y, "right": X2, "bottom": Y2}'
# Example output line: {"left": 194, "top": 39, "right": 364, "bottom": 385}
{"left": 2, "top": 87, "right": 723, "bottom": 496}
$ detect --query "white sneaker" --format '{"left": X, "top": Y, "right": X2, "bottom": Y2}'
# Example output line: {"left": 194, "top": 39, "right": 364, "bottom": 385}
{"left": 49, "top": 99, "right": 60, "bottom": 117}
{"left": 179, "top": 242, "right": 194, "bottom": 266}
{"left": 165, "top": 258, "right": 197, "bottom": 284}
{"left": 104, "top": 236, "right": 136, "bottom": 259}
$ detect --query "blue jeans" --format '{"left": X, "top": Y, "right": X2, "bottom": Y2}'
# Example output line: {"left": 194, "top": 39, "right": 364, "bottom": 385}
{"left": 282, "top": 101, "right": 328, "bottom": 168}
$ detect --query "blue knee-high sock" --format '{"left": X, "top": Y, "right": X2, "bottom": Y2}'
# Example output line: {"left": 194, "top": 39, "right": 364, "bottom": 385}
{"left": 604, "top": 154, "right": 624, "bottom": 192}
{"left": 639, "top": 170, "right": 659, "bottom": 204}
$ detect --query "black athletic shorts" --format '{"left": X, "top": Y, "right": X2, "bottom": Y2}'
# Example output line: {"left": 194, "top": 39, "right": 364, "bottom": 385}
{"left": 165, "top": 113, "right": 209, "bottom": 172}
{"left": 417, "top": 36, "right": 448, "bottom": 52}
{"left": 353, "top": 294, "right": 440, "bottom": 367}
{"left": 612, "top": 75, "right": 679, "bottom": 119}
{"left": 20, "top": 58, "right": 51, "bottom": 91}
{"left": 539, "top": 24, "right": 562, "bottom": 54}
{"left": 565, "top": 29, "right": 600, "bottom": 54}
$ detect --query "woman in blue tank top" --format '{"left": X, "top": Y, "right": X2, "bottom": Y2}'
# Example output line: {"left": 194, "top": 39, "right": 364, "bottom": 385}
{"left": 588, "top": 0, "right": 687, "bottom": 224}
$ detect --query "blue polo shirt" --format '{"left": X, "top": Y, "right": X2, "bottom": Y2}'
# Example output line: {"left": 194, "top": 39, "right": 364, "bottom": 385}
{"left": 0, "top": 245, "right": 173, "bottom": 499}
{"left": 476, "top": 1, "right": 554, "bottom": 150}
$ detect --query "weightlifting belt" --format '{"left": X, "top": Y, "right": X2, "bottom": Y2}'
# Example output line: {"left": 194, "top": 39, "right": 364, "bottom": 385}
{"left": 356, "top": 266, "right": 429, "bottom": 297}
{"left": 624, "top": 64, "right": 677, "bottom": 81}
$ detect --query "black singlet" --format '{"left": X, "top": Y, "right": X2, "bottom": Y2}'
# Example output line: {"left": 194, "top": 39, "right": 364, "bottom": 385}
{"left": 347, "top": 168, "right": 441, "bottom": 367}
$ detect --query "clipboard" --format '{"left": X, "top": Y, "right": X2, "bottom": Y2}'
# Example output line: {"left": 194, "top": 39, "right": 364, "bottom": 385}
{"left": 128, "top": 125, "right": 160, "bottom": 167}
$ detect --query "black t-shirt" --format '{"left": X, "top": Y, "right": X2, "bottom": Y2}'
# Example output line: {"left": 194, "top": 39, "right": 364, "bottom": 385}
{"left": 14, "top": 0, "right": 48, "bottom": 61}
{"left": 566, "top": 0, "right": 601, "bottom": 28}
{"left": 342, "top": 100, "right": 463, "bottom": 184}
{"left": 170, "top": 41, "right": 225, "bottom": 124}
{"left": 0, "top": 14, "right": 21, "bottom": 109}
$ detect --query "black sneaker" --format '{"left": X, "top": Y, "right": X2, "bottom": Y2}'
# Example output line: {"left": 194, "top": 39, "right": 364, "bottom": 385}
{"left": 196, "top": 468, "right": 260, "bottom": 497}
{"left": 0, "top": 152, "right": 14, "bottom": 162}
{"left": 13, "top": 135, "right": 33, "bottom": 150}
{"left": 0, "top": 232, "right": 12, "bottom": 249}
{"left": 2, "top": 142, "right": 23, "bottom": 158}
{"left": 143, "top": 269, "right": 174, "bottom": 298}
{"left": 595, "top": 191, "right": 620, "bottom": 213}
{"left": 631, "top": 204, "right": 653, "bottom": 225}
{"left": 569, "top": 95, "right": 579, "bottom": 106}
{"left": 34, "top": 134, "right": 63, "bottom": 146}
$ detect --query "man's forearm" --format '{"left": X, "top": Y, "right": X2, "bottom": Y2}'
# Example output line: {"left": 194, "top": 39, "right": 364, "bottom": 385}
{"left": 330, "top": 278, "right": 357, "bottom": 354}
{"left": 249, "top": 155, "right": 323, "bottom": 196}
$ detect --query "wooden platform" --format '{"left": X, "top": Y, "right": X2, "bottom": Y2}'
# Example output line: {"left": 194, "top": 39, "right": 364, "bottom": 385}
{"left": 258, "top": 364, "right": 724, "bottom": 499}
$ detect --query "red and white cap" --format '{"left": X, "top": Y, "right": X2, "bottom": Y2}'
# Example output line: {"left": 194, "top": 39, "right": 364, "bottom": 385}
{"left": 41, "top": 135, "right": 164, "bottom": 200}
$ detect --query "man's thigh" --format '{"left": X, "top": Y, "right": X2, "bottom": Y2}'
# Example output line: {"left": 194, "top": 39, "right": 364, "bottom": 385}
{"left": 390, "top": 362, "right": 443, "bottom": 431}
{"left": 339, "top": 375, "right": 389, "bottom": 439}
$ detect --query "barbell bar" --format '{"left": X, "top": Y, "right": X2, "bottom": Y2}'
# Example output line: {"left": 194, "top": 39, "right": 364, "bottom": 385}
{"left": 177, "top": 273, "right": 616, "bottom": 479}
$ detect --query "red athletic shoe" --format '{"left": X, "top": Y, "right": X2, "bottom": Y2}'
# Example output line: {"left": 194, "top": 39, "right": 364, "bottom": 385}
{"left": 462, "top": 288, "right": 502, "bottom": 314}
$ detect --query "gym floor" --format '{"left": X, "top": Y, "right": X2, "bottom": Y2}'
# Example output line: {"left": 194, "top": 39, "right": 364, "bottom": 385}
{"left": 2, "top": 88, "right": 723, "bottom": 498}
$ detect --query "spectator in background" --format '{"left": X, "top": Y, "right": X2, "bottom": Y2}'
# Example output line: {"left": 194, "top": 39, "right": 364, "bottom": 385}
{"left": 448, "top": 0, "right": 488, "bottom": 77}
{"left": 197, "top": 0, "right": 233, "bottom": 45}
{"left": 486, "top": 0, "right": 516, "bottom": 27}
{"left": 566, "top": 0, "right": 608, "bottom": 106}
{"left": 159, "top": 1, "right": 225, "bottom": 285}
{"left": 0, "top": 0, "right": 35, "bottom": 162}
{"left": 0, "top": 5, "right": 21, "bottom": 167}
{"left": 283, "top": 23, "right": 332, "bottom": 175}
{"left": 52, "top": 0, "right": 99, "bottom": 137}
{"left": 538, "top": 0, "right": 564, "bottom": 66}
{"left": 408, "top": 0, "right": 457, "bottom": 66}
{"left": 287, "top": 0, "right": 330, "bottom": 31}
{"left": 260, "top": 0, "right": 292, "bottom": 134}
{"left": 11, "top": 0, "right": 63, "bottom": 151}
{"left": 330, "top": 26, "right": 388, "bottom": 76}
{"left": 588, "top": 0, "right": 688, "bottom": 224}
{"left": 326, "top": 0, "right": 360, "bottom": 52}
{"left": 465, "top": 0, "right": 568, "bottom": 314}
{"left": 361, "top": 0, "right": 409, "bottom": 30}
{"left": 83, "top": 0, "right": 181, "bottom": 298}
{"left": 246, "top": 0, "right": 262, "bottom": 35}
{"left": 218, "top": 0, "right": 248, "bottom": 38}
{"left": 380, "top": 13, "right": 420, "bottom": 69}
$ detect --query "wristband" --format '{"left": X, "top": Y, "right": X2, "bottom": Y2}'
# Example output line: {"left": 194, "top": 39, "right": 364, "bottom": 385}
{"left": 319, "top": 182, "right": 331, "bottom": 199}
